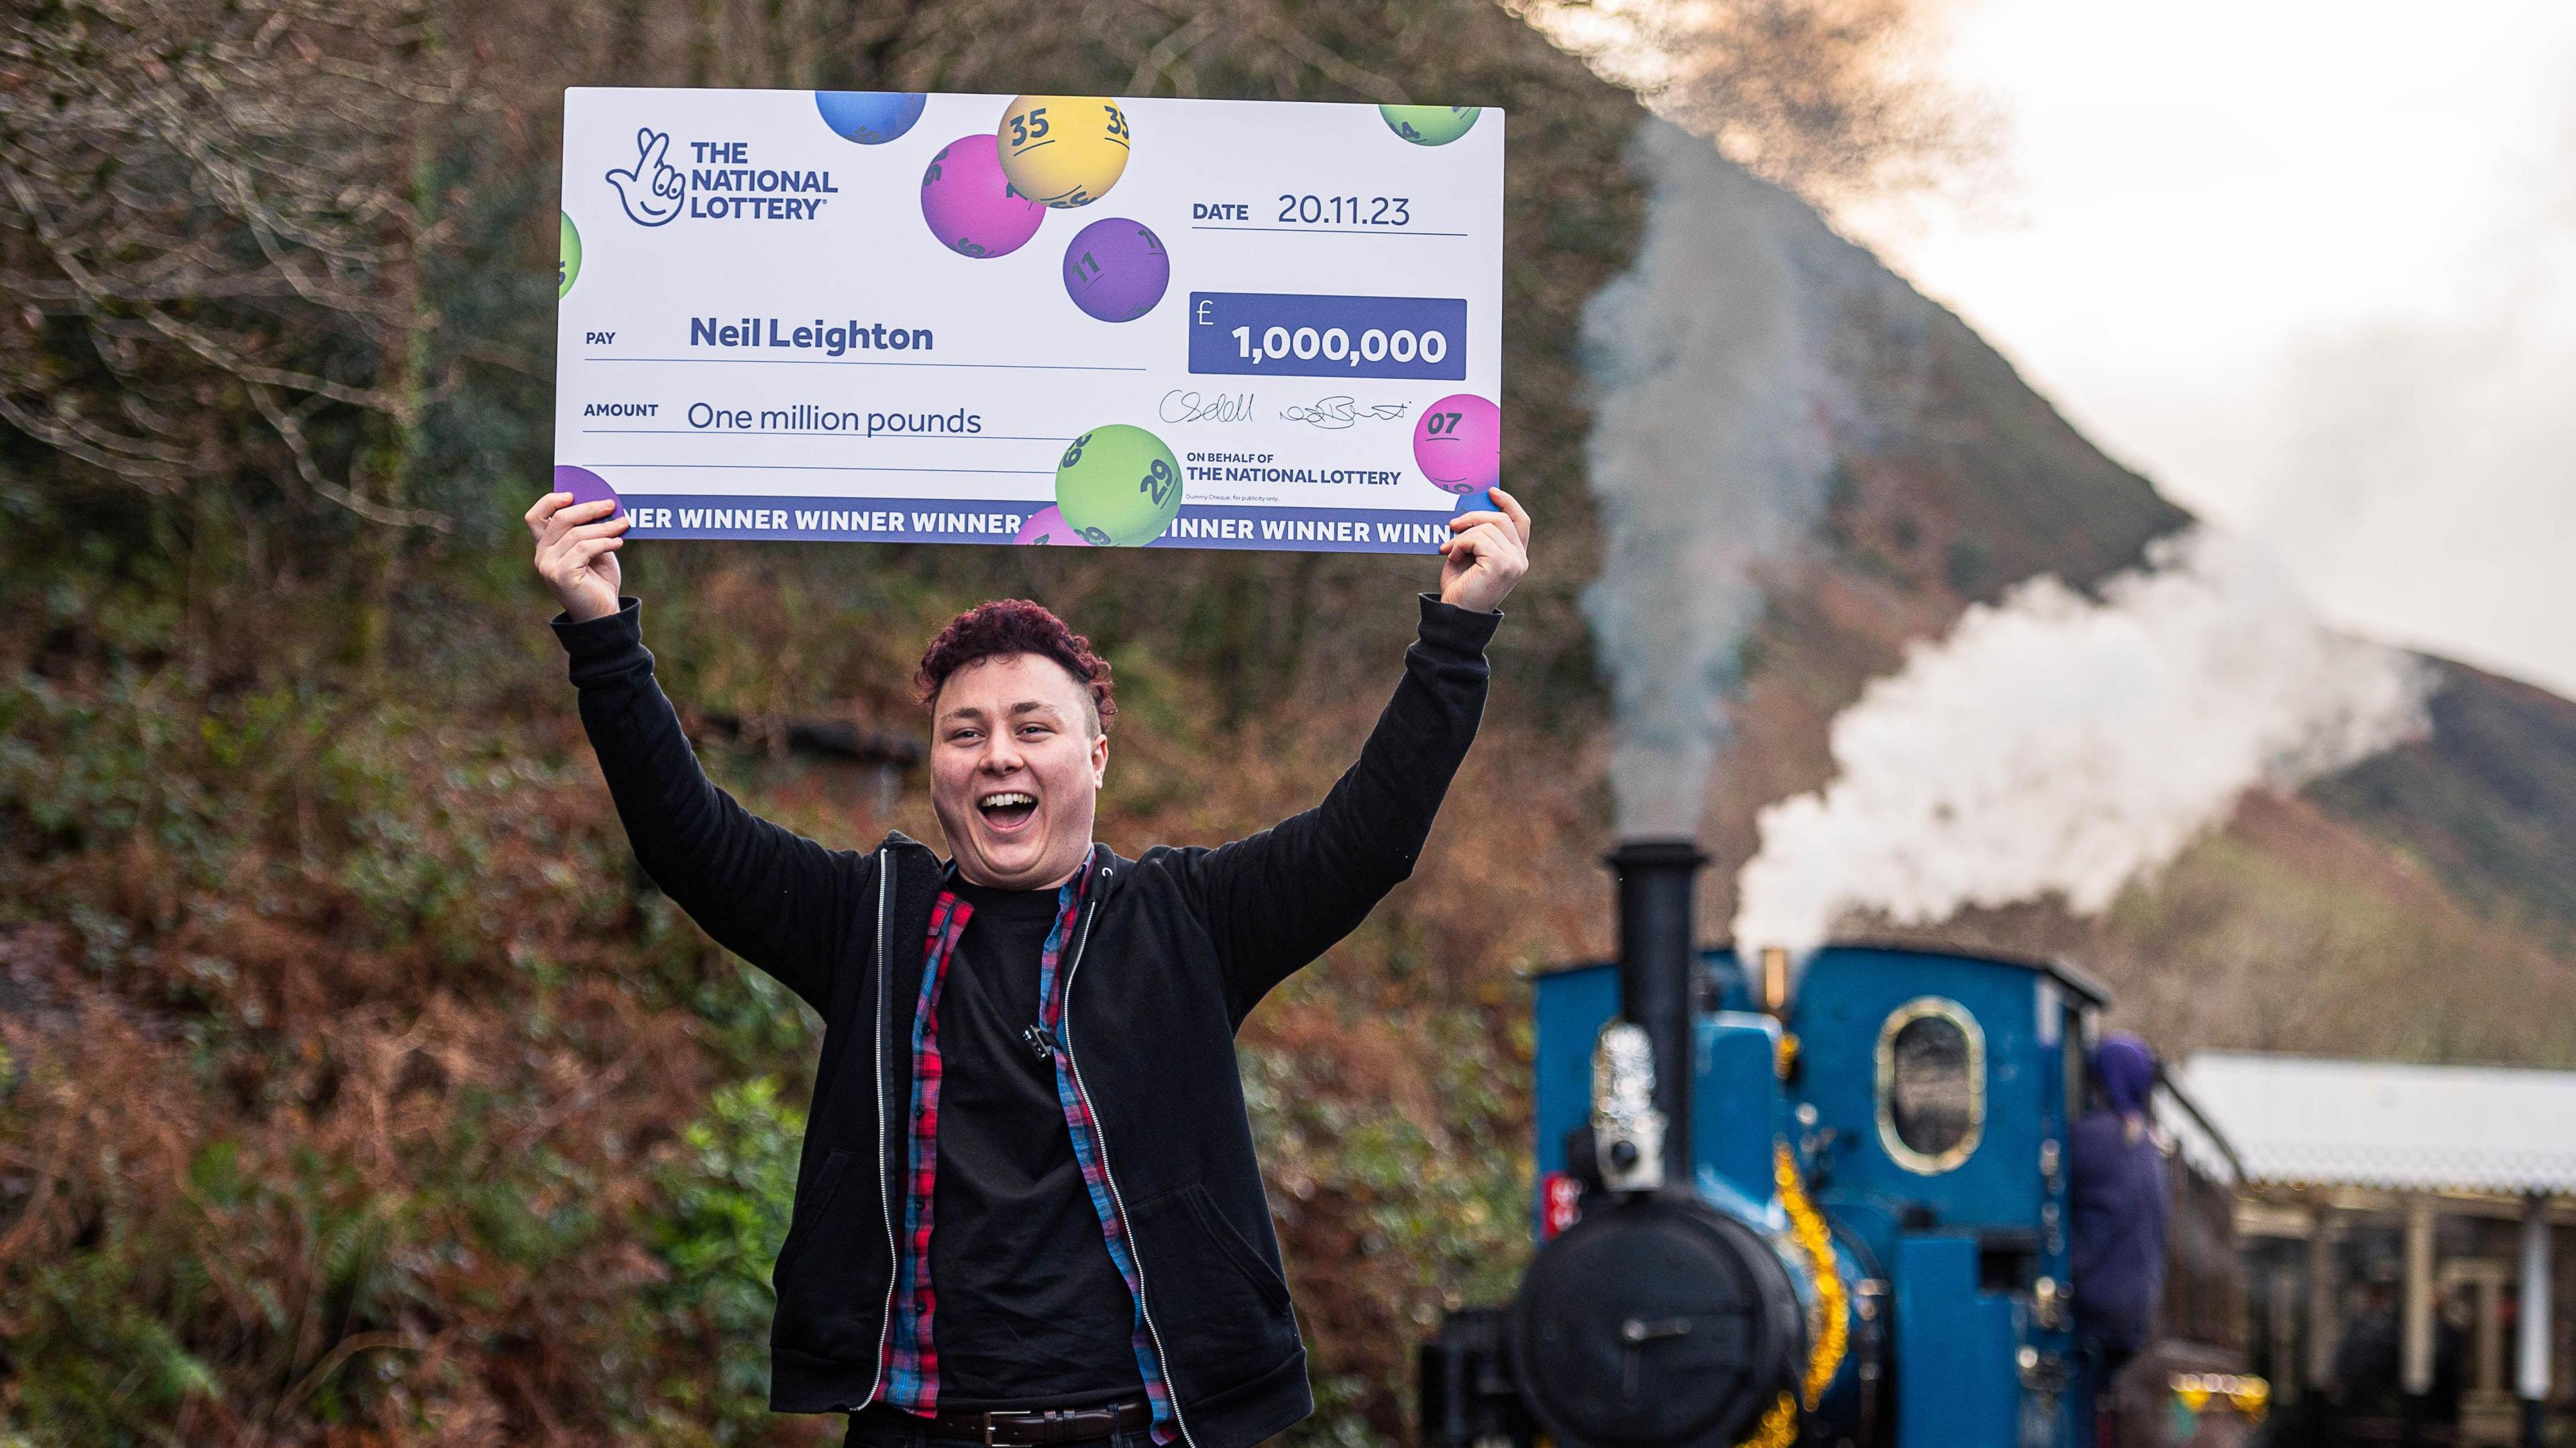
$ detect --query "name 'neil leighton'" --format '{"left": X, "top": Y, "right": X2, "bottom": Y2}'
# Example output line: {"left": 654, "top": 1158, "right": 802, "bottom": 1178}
{"left": 688, "top": 317, "right": 936, "bottom": 357}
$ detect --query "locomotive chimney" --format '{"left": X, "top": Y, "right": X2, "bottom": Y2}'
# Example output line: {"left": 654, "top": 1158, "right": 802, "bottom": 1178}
{"left": 1607, "top": 837, "right": 1708, "bottom": 1190}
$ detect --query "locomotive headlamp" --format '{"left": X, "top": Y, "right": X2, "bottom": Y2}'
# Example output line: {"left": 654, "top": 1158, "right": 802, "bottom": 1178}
{"left": 1591, "top": 1021, "right": 1667, "bottom": 1192}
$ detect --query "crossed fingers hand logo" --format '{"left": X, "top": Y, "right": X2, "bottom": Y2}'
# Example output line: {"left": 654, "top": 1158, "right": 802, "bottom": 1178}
{"left": 606, "top": 127, "right": 686, "bottom": 226}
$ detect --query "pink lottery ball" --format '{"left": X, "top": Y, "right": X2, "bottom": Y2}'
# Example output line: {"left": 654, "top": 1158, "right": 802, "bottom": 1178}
{"left": 920, "top": 134, "right": 1044, "bottom": 258}
{"left": 1412, "top": 394, "right": 1501, "bottom": 496}
{"left": 1014, "top": 505, "right": 1093, "bottom": 546}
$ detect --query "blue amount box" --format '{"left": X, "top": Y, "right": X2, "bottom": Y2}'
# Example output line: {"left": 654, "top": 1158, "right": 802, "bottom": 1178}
{"left": 1186, "top": 292, "right": 1467, "bottom": 380}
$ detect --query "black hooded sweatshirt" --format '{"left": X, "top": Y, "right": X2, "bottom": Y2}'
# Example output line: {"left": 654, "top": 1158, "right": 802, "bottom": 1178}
{"left": 555, "top": 594, "right": 1498, "bottom": 1448}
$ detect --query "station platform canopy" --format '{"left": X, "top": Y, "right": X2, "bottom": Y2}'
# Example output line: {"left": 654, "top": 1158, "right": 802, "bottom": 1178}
{"left": 2177, "top": 1050, "right": 2576, "bottom": 1195}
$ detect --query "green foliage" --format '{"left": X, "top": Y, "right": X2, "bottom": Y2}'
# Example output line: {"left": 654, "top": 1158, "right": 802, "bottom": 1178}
{"left": 647, "top": 1076, "right": 809, "bottom": 1441}
{"left": 5, "top": 1134, "right": 421, "bottom": 1441}
{"left": 1, "top": 670, "right": 235, "bottom": 874}
{"left": 1244, "top": 1003, "right": 1534, "bottom": 1448}
{"left": 8, "top": 1252, "right": 222, "bottom": 1447}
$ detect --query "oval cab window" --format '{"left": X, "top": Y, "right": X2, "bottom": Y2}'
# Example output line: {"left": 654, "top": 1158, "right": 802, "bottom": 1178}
{"left": 1876, "top": 998, "right": 1985, "bottom": 1174}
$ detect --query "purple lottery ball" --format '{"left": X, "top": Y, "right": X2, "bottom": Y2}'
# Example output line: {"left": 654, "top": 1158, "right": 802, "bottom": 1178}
{"left": 1412, "top": 394, "right": 1501, "bottom": 496}
{"left": 555, "top": 464, "right": 621, "bottom": 518}
{"left": 1014, "top": 505, "right": 1093, "bottom": 546}
{"left": 1061, "top": 218, "right": 1169, "bottom": 323}
{"left": 920, "top": 135, "right": 1044, "bottom": 259}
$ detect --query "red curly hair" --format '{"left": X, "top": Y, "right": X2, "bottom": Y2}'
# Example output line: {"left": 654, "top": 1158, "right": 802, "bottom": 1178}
{"left": 915, "top": 599, "right": 1116, "bottom": 734}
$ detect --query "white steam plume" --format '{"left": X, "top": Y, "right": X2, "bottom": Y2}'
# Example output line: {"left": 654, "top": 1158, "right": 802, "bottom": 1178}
{"left": 1584, "top": 119, "right": 1836, "bottom": 836}
{"left": 1731, "top": 527, "right": 2434, "bottom": 954}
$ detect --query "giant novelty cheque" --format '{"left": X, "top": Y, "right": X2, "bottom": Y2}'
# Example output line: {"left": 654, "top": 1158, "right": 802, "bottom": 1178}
{"left": 555, "top": 89, "right": 1504, "bottom": 552}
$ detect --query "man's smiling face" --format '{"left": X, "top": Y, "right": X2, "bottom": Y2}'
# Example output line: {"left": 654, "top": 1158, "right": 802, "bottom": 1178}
{"left": 928, "top": 652, "right": 1108, "bottom": 890}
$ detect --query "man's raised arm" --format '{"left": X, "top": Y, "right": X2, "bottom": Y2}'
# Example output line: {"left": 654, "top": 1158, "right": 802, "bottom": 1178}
{"left": 1175, "top": 489, "right": 1532, "bottom": 1023}
{"left": 528, "top": 492, "right": 866, "bottom": 1013}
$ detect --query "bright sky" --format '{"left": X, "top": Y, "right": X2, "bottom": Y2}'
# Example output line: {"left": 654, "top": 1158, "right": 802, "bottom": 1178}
{"left": 1833, "top": 0, "right": 2576, "bottom": 697}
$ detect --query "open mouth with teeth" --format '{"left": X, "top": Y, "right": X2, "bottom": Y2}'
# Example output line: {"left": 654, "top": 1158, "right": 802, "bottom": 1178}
{"left": 977, "top": 789, "right": 1040, "bottom": 832}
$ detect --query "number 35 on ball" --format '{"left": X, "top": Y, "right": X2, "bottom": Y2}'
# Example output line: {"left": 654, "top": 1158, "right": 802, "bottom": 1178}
{"left": 999, "top": 95, "right": 1132, "bottom": 208}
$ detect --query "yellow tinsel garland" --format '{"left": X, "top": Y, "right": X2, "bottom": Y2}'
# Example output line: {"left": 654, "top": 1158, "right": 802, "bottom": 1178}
{"left": 1773, "top": 1142, "right": 1849, "bottom": 1412}
{"left": 1737, "top": 1392, "right": 1798, "bottom": 1448}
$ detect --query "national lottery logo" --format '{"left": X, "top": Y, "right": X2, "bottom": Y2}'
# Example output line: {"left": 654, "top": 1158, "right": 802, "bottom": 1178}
{"left": 604, "top": 125, "right": 841, "bottom": 226}
{"left": 606, "top": 128, "right": 686, "bottom": 226}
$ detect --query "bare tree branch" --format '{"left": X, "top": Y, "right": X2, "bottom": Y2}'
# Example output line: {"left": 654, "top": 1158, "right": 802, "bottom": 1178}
{"left": 0, "top": 0, "right": 467, "bottom": 531}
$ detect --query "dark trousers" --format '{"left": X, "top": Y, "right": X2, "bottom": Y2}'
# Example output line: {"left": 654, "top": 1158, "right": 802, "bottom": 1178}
{"left": 2084, "top": 1345, "right": 2137, "bottom": 1448}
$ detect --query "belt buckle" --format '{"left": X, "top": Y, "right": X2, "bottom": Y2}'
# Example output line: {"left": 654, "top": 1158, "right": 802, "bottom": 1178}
{"left": 985, "top": 1409, "right": 1040, "bottom": 1448}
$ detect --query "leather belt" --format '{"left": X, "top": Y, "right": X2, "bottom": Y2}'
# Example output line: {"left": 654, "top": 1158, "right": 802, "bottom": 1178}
{"left": 856, "top": 1397, "right": 1151, "bottom": 1446}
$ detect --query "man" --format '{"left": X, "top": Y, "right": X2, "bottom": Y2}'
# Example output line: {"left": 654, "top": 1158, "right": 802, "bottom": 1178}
{"left": 2068, "top": 1030, "right": 2171, "bottom": 1420}
{"left": 524, "top": 487, "right": 1530, "bottom": 1448}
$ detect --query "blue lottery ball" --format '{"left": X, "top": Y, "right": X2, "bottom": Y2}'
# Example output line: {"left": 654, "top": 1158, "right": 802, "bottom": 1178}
{"left": 815, "top": 91, "right": 927, "bottom": 145}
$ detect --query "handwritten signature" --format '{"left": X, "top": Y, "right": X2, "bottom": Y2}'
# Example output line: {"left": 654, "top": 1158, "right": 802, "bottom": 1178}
{"left": 1279, "top": 396, "right": 1411, "bottom": 430}
{"left": 1159, "top": 390, "right": 1256, "bottom": 425}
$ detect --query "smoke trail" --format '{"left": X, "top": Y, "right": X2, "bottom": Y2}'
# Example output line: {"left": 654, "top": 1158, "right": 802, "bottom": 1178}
{"left": 1584, "top": 119, "right": 1837, "bottom": 836}
{"left": 1731, "top": 527, "right": 2434, "bottom": 953}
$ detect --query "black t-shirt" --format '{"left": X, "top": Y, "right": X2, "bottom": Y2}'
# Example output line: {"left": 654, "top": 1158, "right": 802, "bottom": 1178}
{"left": 930, "top": 879, "right": 1142, "bottom": 1408}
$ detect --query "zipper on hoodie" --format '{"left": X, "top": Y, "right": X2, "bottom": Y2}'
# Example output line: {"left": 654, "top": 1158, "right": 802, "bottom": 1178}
{"left": 861, "top": 850, "right": 898, "bottom": 1408}
{"left": 1059, "top": 858, "right": 1199, "bottom": 1448}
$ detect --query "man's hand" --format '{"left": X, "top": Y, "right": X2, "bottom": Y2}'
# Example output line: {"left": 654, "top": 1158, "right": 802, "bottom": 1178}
{"left": 526, "top": 492, "right": 629, "bottom": 623}
{"left": 1436, "top": 487, "right": 1531, "bottom": 614}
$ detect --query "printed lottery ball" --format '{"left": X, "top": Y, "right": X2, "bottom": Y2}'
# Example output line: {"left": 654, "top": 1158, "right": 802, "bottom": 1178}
{"left": 1381, "top": 105, "right": 1480, "bottom": 146}
{"left": 1413, "top": 394, "right": 1501, "bottom": 496}
{"left": 1014, "top": 505, "right": 1093, "bottom": 547}
{"left": 1061, "top": 219, "right": 1169, "bottom": 323}
{"left": 920, "top": 135, "right": 1045, "bottom": 259}
{"left": 558, "top": 211, "right": 582, "bottom": 298}
{"left": 1054, "top": 425, "right": 1181, "bottom": 547}
{"left": 998, "top": 95, "right": 1131, "bottom": 208}
{"left": 554, "top": 464, "right": 621, "bottom": 520}
{"left": 814, "top": 90, "right": 926, "bottom": 145}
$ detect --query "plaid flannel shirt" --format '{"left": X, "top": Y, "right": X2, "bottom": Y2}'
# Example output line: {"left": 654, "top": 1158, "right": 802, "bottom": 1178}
{"left": 877, "top": 846, "right": 1179, "bottom": 1442}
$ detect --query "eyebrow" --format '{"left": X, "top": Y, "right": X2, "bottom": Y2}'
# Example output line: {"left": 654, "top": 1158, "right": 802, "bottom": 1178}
{"left": 940, "top": 700, "right": 1069, "bottom": 726}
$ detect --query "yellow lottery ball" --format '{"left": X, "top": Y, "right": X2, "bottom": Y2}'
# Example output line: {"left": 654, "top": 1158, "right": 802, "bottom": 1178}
{"left": 998, "top": 95, "right": 1131, "bottom": 208}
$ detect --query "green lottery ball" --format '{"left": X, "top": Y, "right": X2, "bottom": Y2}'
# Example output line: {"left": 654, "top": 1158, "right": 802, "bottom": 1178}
{"left": 558, "top": 211, "right": 582, "bottom": 298}
{"left": 1381, "top": 105, "right": 1479, "bottom": 146}
{"left": 1054, "top": 425, "right": 1182, "bottom": 546}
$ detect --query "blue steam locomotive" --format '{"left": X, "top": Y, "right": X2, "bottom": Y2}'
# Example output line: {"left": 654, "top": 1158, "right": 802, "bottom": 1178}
{"left": 1418, "top": 842, "right": 2254, "bottom": 1448}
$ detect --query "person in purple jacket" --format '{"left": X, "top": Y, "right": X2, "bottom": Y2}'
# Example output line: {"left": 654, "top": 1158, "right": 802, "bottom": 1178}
{"left": 2069, "top": 1031, "right": 2170, "bottom": 1392}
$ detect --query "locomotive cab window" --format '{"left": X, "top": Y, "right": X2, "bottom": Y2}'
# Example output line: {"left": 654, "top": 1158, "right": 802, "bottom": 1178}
{"left": 1876, "top": 997, "right": 1986, "bottom": 1174}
